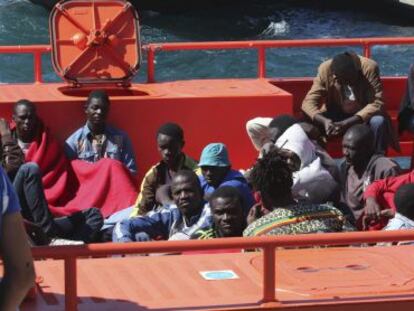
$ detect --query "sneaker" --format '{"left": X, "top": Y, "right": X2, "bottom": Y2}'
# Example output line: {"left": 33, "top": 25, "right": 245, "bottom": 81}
{"left": 49, "top": 238, "right": 84, "bottom": 246}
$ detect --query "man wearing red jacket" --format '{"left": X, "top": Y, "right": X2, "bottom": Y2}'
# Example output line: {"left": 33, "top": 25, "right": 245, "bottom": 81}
{"left": 363, "top": 169, "right": 414, "bottom": 228}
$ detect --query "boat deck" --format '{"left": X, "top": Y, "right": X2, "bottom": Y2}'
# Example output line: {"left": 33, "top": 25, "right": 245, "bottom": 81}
{"left": 21, "top": 245, "right": 414, "bottom": 311}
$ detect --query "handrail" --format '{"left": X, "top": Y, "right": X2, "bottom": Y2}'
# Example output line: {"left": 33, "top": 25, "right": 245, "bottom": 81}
{"left": 144, "top": 37, "right": 414, "bottom": 82}
{"left": 0, "top": 45, "right": 51, "bottom": 84}
{"left": 30, "top": 229, "right": 414, "bottom": 311}
{"left": 2, "top": 37, "right": 414, "bottom": 84}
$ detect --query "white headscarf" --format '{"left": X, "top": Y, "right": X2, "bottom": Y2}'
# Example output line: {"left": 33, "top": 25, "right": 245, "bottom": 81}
{"left": 275, "top": 124, "right": 316, "bottom": 168}
{"left": 275, "top": 124, "right": 337, "bottom": 203}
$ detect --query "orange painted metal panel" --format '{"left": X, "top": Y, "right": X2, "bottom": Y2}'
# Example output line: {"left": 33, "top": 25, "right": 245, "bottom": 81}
{"left": 0, "top": 79, "right": 292, "bottom": 183}
{"left": 49, "top": 0, "right": 141, "bottom": 85}
{"left": 20, "top": 244, "right": 414, "bottom": 310}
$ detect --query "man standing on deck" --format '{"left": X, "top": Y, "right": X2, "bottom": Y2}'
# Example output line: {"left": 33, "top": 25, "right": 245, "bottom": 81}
{"left": 339, "top": 124, "right": 400, "bottom": 230}
{"left": 301, "top": 51, "right": 398, "bottom": 154}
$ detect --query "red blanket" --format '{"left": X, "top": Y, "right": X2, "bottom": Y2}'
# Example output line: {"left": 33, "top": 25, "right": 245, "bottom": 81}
{"left": 25, "top": 124, "right": 137, "bottom": 217}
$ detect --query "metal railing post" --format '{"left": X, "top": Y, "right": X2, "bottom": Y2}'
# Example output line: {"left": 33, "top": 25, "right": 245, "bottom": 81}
{"left": 33, "top": 51, "right": 43, "bottom": 84}
{"left": 65, "top": 257, "right": 78, "bottom": 311}
{"left": 147, "top": 46, "right": 155, "bottom": 83}
{"left": 261, "top": 245, "right": 277, "bottom": 305}
{"left": 363, "top": 43, "right": 371, "bottom": 58}
{"left": 258, "top": 46, "right": 266, "bottom": 78}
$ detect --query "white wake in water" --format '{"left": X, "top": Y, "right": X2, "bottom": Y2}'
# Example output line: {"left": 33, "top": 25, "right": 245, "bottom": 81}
{"left": 260, "top": 20, "right": 290, "bottom": 37}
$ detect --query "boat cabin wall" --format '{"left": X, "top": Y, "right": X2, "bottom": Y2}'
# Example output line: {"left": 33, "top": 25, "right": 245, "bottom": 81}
{"left": 0, "top": 79, "right": 292, "bottom": 183}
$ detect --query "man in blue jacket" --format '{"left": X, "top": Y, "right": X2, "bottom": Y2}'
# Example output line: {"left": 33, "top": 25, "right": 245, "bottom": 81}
{"left": 198, "top": 143, "right": 254, "bottom": 214}
{"left": 112, "top": 170, "right": 211, "bottom": 242}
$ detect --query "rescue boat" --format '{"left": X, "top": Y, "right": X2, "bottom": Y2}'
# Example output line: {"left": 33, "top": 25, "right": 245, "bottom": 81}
{"left": 1, "top": 0, "right": 414, "bottom": 310}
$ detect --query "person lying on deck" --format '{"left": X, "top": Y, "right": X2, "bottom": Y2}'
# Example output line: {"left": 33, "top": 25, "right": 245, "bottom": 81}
{"left": 197, "top": 143, "right": 254, "bottom": 215}
{"left": 130, "top": 122, "right": 198, "bottom": 217}
{"left": 193, "top": 186, "right": 246, "bottom": 239}
{"left": 112, "top": 170, "right": 211, "bottom": 242}
{"left": 0, "top": 116, "right": 103, "bottom": 245}
{"left": 0, "top": 166, "right": 35, "bottom": 310}
{"left": 339, "top": 124, "right": 401, "bottom": 231}
{"left": 10, "top": 99, "right": 137, "bottom": 221}
{"left": 243, "top": 149, "right": 351, "bottom": 237}
{"left": 64, "top": 89, "right": 137, "bottom": 175}
{"left": 301, "top": 51, "right": 399, "bottom": 154}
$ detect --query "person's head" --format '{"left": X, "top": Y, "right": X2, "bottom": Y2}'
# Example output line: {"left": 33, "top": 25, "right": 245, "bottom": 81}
{"left": 342, "top": 124, "right": 375, "bottom": 167}
{"left": 394, "top": 183, "right": 414, "bottom": 221}
{"left": 249, "top": 148, "right": 293, "bottom": 209}
{"left": 331, "top": 52, "right": 360, "bottom": 86}
{"left": 156, "top": 123, "right": 185, "bottom": 168}
{"left": 199, "top": 143, "right": 231, "bottom": 187}
{"left": 12, "top": 99, "right": 39, "bottom": 141}
{"left": 171, "top": 170, "right": 203, "bottom": 218}
{"left": 268, "top": 114, "right": 297, "bottom": 143}
{"left": 275, "top": 124, "right": 316, "bottom": 171}
{"left": 84, "top": 90, "right": 110, "bottom": 130}
{"left": 209, "top": 186, "right": 246, "bottom": 237}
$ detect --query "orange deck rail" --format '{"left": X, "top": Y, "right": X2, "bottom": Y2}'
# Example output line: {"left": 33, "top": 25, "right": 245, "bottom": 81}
{"left": 30, "top": 230, "right": 414, "bottom": 311}
{"left": 1, "top": 37, "right": 414, "bottom": 83}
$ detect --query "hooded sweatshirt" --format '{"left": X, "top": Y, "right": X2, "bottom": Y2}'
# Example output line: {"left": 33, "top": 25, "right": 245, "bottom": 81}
{"left": 276, "top": 124, "right": 338, "bottom": 203}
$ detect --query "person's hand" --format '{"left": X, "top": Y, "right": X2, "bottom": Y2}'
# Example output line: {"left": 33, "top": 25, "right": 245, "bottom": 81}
{"left": 323, "top": 119, "right": 336, "bottom": 137}
{"left": 330, "top": 121, "right": 346, "bottom": 136}
{"left": 379, "top": 208, "right": 395, "bottom": 219}
{"left": 0, "top": 118, "right": 11, "bottom": 137}
{"left": 363, "top": 197, "right": 381, "bottom": 225}
{"left": 332, "top": 116, "right": 362, "bottom": 136}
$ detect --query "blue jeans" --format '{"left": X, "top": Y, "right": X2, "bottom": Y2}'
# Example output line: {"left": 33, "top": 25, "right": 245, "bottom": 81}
{"left": 323, "top": 111, "right": 388, "bottom": 154}
{"left": 368, "top": 115, "right": 387, "bottom": 154}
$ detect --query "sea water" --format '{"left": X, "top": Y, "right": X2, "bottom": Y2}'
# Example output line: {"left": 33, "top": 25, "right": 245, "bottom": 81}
{"left": 1, "top": 0, "right": 414, "bottom": 83}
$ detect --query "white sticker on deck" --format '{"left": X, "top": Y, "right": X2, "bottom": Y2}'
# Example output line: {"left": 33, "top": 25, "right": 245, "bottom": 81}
{"left": 199, "top": 270, "right": 239, "bottom": 280}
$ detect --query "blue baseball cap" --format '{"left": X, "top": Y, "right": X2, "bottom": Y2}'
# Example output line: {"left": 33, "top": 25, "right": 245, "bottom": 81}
{"left": 199, "top": 143, "right": 231, "bottom": 167}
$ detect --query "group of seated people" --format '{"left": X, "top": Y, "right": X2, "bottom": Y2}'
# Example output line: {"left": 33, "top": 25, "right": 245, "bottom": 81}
{"left": 2, "top": 51, "right": 414, "bottom": 249}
